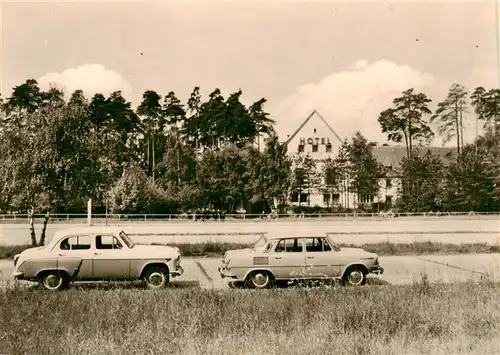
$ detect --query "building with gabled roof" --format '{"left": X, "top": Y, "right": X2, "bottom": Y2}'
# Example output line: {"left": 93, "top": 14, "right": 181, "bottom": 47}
{"left": 282, "top": 110, "right": 456, "bottom": 211}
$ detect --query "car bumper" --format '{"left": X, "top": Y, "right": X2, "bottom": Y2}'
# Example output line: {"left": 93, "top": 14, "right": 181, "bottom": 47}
{"left": 171, "top": 265, "right": 184, "bottom": 277}
{"left": 218, "top": 266, "right": 237, "bottom": 279}
{"left": 12, "top": 270, "right": 39, "bottom": 282}
{"left": 12, "top": 271, "right": 25, "bottom": 280}
{"left": 369, "top": 265, "right": 384, "bottom": 275}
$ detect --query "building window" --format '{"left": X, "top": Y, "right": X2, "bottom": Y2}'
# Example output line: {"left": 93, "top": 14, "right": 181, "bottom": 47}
{"left": 300, "top": 193, "right": 308, "bottom": 203}
{"left": 323, "top": 193, "right": 331, "bottom": 204}
{"left": 298, "top": 144, "right": 304, "bottom": 153}
{"left": 386, "top": 195, "right": 393, "bottom": 205}
{"left": 386, "top": 178, "right": 392, "bottom": 189}
{"left": 360, "top": 195, "right": 374, "bottom": 203}
{"left": 314, "top": 128, "right": 317, "bottom": 133}
{"left": 325, "top": 144, "right": 332, "bottom": 153}
{"left": 291, "top": 193, "right": 299, "bottom": 203}
{"left": 312, "top": 145, "right": 318, "bottom": 153}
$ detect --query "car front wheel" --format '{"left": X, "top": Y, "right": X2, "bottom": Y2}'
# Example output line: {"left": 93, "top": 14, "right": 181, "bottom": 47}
{"left": 143, "top": 266, "right": 169, "bottom": 289}
{"left": 343, "top": 267, "right": 366, "bottom": 286}
{"left": 39, "top": 271, "right": 70, "bottom": 291}
{"left": 246, "top": 271, "right": 273, "bottom": 289}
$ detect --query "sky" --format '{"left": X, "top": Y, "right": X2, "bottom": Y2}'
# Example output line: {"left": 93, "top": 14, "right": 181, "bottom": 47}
{"left": 1, "top": 0, "right": 499, "bottom": 146}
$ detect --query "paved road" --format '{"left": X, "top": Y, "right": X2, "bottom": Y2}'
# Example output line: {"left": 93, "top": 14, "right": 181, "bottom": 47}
{"left": 1, "top": 217, "right": 499, "bottom": 245}
{"left": 1, "top": 253, "right": 499, "bottom": 290}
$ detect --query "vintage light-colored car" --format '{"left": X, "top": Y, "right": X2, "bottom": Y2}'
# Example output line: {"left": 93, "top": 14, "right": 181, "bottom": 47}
{"left": 218, "top": 234, "right": 384, "bottom": 288}
{"left": 12, "top": 226, "right": 183, "bottom": 290}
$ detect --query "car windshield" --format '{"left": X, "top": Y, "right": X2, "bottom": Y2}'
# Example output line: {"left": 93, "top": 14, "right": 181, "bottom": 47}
{"left": 119, "top": 231, "right": 135, "bottom": 248}
{"left": 253, "top": 235, "right": 270, "bottom": 252}
{"left": 326, "top": 237, "right": 341, "bottom": 251}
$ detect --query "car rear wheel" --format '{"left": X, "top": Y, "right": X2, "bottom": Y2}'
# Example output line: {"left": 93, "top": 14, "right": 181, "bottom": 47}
{"left": 343, "top": 267, "right": 366, "bottom": 286}
{"left": 143, "top": 266, "right": 169, "bottom": 289}
{"left": 39, "top": 271, "right": 70, "bottom": 291}
{"left": 246, "top": 271, "right": 273, "bottom": 289}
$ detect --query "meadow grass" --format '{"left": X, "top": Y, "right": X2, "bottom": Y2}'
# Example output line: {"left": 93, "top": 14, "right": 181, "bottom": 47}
{"left": 0, "top": 277, "right": 499, "bottom": 355}
{"left": 2, "top": 240, "right": 499, "bottom": 259}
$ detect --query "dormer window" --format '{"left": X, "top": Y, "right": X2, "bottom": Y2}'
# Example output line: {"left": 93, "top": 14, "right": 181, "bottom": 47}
{"left": 298, "top": 144, "right": 304, "bottom": 153}
{"left": 325, "top": 144, "right": 332, "bottom": 153}
{"left": 312, "top": 145, "right": 318, "bottom": 153}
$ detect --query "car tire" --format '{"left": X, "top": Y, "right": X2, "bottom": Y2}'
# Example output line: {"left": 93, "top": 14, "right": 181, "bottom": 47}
{"left": 245, "top": 270, "right": 273, "bottom": 289}
{"left": 343, "top": 266, "right": 366, "bottom": 286}
{"left": 143, "top": 266, "right": 169, "bottom": 289}
{"left": 39, "top": 271, "right": 70, "bottom": 291}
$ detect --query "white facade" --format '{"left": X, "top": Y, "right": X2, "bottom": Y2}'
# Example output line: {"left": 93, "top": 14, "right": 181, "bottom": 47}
{"left": 283, "top": 110, "right": 399, "bottom": 211}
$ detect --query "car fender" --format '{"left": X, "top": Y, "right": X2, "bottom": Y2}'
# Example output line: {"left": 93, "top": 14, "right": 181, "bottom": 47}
{"left": 138, "top": 260, "right": 171, "bottom": 278}
{"left": 340, "top": 262, "right": 369, "bottom": 278}
{"left": 17, "top": 258, "right": 58, "bottom": 279}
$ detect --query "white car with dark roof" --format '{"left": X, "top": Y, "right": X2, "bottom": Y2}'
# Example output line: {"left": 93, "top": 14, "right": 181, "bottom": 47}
{"left": 12, "top": 226, "right": 183, "bottom": 290}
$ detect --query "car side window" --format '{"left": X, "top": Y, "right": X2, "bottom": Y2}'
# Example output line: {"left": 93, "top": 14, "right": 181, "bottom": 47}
{"left": 96, "top": 235, "right": 123, "bottom": 250}
{"left": 60, "top": 235, "right": 92, "bottom": 250}
{"left": 305, "top": 238, "right": 332, "bottom": 252}
{"left": 275, "top": 238, "right": 302, "bottom": 253}
{"left": 321, "top": 238, "right": 332, "bottom": 252}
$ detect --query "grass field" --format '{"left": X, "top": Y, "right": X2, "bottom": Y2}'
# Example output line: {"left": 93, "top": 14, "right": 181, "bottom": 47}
{"left": 2, "top": 240, "right": 499, "bottom": 260}
{"left": 0, "top": 278, "right": 499, "bottom": 355}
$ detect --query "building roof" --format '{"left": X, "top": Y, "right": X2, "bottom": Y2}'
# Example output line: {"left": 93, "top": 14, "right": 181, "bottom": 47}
{"left": 372, "top": 146, "right": 457, "bottom": 168}
{"left": 284, "top": 110, "right": 344, "bottom": 146}
{"left": 282, "top": 110, "right": 458, "bottom": 168}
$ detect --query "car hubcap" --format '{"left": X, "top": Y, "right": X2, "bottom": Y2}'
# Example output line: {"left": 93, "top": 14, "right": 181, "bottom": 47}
{"left": 253, "top": 273, "right": 268, "bottom": 287}
{"left": 44, "top": 274, "right": 63, "bottom": 289}
{"left": 148, "top": 272, "right": 165, "bottom": 287}
{"left": 348, "top": 270, "right": 363, "bottom": 285}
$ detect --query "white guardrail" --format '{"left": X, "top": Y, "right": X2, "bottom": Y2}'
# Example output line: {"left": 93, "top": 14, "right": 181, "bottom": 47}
{"left": 0, "top": 211, "right": 499, "bottom": 224}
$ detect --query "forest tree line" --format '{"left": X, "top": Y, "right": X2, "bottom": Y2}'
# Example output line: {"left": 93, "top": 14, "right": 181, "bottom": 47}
{"left": 0, "top": 80, "right": 499, "bottom": 215}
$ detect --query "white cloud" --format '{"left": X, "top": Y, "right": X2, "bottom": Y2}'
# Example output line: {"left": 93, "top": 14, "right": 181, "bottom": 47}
{"left": 38, "top": 64, "right": 132, "bottom": 100}
{"left": 271, "top": 59, "right": 435, "bottom": 145}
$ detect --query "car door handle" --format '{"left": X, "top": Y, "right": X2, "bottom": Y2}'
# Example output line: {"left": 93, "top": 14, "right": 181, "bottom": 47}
{"left": 58, "top": 253, "right": 65, "bottom": 257}
{"left": 275, "top": 256, "right": 282, "bottom": 259}
{"left": 94, "top": 252, "right": 101, "bottom": 256}
{"left": 307, "top": 256, "right": 315, "bottom": 259}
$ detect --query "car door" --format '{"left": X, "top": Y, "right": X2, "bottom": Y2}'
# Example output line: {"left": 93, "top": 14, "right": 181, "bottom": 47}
{"left": 304, "top": 237, "right": 340, "bottom": 278}
{"left": 92, "top": 234, "right": 130, "bottom": 280}
{"left": 271, "top": 238, "right": 306, "bottom": 279}
{"left": 57, "top": 235, "right": 94, "bottom": 280}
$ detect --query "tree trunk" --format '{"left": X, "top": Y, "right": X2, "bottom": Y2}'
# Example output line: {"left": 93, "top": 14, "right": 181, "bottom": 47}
{"left": 29, "top": 206, "right": 37, "bottom": 247}
{"left": 152, "top": 130, "right": 155, "bottom": 183}
{"left": 403, "top": 132, "right": 410, "bottom": 162}
{"left": 39, "top": 212, "right": 50, "bottom": 246}
{"left": 147, "top": 131, "right": 150, "bottom": 176}
{"left": 455, "top": 103, "right": 461, "bottom": 157}
{"left": 307, "top": 178, "right": 311, "bottom": 207}
{"left": 459, "top": 109, "right": 464, "bottom": 152}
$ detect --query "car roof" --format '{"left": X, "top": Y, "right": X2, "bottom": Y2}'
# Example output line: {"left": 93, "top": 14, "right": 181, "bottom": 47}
{"left": 264, "top": 234, "right": 329, "bottom": 241}
{"left": 50, "top": 226, "right": 124, "bottom": 241}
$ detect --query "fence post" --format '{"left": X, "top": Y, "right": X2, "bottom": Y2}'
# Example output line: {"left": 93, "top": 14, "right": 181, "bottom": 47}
{"left": 144, "top": 214, "right": 147, "bottom": 222}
